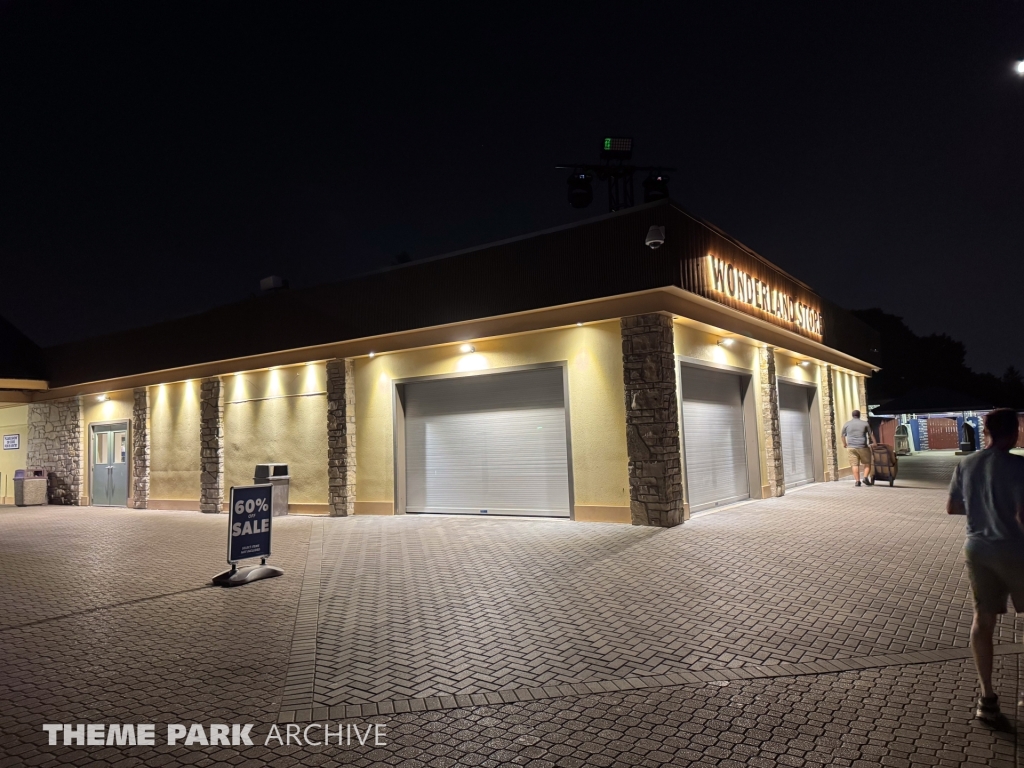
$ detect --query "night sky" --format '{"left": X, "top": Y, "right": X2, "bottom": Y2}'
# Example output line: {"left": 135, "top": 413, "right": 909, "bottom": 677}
{"left": 1, "top": 2, "right": 1022, "bottom": 375}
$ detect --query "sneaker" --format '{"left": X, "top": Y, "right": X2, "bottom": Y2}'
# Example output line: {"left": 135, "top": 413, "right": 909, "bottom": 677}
{"left": 975, "top": 695, "right": 1002, "bottom": 723}
{"left": 864, "top": 477, "right": 873, "bottom": 486}
{"left": 855, "top": 481, "right": 862, "bottom": 487}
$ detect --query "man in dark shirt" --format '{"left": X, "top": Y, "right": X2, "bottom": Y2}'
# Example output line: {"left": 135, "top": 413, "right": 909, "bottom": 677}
{"left": 947, "top": 408, "right": 1024, "bottom": 723}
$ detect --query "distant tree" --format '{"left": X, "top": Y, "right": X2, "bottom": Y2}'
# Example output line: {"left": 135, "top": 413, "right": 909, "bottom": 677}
{"left": 852, "top": 307, "right": 1017, "bottom": 408}
{"left": 1002, "top": 366, "right": 1024, "bottom": 408}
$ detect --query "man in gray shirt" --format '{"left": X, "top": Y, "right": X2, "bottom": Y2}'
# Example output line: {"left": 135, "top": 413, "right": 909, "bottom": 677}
{"left": 948, "top": 408, "right": 1024, "bottom": 723}
{"left": 841, "top": 409, "right": 874, "bottom": 486}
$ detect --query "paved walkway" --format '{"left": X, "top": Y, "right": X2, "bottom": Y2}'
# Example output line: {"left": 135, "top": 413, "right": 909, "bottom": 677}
{"left": 1, "top": 451, "right": 1021, "bottom": 766}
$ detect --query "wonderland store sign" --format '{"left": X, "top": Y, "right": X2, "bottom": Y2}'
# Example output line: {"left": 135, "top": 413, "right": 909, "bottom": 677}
{"left": 705, "top": 255, "right": 823, "bottom": 338}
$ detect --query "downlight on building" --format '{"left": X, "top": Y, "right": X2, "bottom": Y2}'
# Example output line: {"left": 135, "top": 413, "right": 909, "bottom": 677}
{"left": 0, "top": 200, "right": 879, "bottom": 526}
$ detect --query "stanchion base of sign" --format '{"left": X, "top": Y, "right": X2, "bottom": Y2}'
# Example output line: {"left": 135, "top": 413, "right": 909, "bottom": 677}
{"left": 212, "top": 564, "right": 284, "bottom": 587}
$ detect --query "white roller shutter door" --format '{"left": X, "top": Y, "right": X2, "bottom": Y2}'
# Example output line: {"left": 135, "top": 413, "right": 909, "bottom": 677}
{"left": 404, "top": 367, "right": 571, "bottom": 517}
{"left": 679, "top": 365, "right": 749, "bottom": 512}
{"left": 779, "top": 383, "right": 815, "bottom": 488}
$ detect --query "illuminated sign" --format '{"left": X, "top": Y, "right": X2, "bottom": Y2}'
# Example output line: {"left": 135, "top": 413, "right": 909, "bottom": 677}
{"left": 705, "top": 255, "right": 822, "bottom": 337}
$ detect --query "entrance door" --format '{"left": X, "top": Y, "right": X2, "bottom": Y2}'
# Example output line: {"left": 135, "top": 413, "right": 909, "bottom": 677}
{"left": 926, "top": 418, "right": 959, "bottom": 450}
{"left": 403, "top": 367, "right": 571, "bottom": 517}
{"left": 679, "top": 365, "right": 750, "bottom": 512}
{"left": 91, "top": 423, "right": 129, "bottom": 506}
{"left": 778, "top": 383, "right": 815, "bottom": 488}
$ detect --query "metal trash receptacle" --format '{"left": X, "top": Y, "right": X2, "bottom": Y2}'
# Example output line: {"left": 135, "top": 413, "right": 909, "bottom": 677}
{"left": 15, "top": 468, "right": 48, "bottom": 507}
{"left": 254, "top": 463, "right": 290, "bottom": 516}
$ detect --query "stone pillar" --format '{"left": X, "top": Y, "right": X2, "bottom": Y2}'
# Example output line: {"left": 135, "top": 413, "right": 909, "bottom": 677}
{"left": 621, "top": 313, "right": 683, "bottom": 528}
{"left": 858, "top": 377, "right": 869, "bottom": 416}
{"left": 26, "top": 398, "right": 83, "bottom": 505}
{"left": 326, "top": 359, "right": 357, "bottom": 517}
{"left": 200, "top": 377, "right": 224, "bottom": 514}
{"left": 131, "top": 387, "right": 150, "bottom": 508}
{"left": 758, "top": 346, "right": 785, "bottom": 497}
{"left": 821, "top": 367, "right": 840, "bottom": 482}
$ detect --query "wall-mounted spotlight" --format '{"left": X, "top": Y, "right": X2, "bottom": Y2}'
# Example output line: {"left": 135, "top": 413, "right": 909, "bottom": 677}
{"left": 800, "top": 361, "right": 810, "bottom": 367}
{"left": 97, "top": 394, "right": 109, "bottom": 402}
{"left": 576, "top": 322, "right": 583, "bottom": 327}
{"left": 368, "top": 352, "right": 375, "bottom": 359}
{"left": 717, "top": 338, "right": 734, "bottom": 347}
{"left": 460, "top": 344, "right": 476, "bottom": 354}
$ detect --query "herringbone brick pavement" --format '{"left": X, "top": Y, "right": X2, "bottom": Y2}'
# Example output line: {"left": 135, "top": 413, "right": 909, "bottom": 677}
{"left": 1, "top": 452, "right": 1019, "bottom": 767}
{"left": 5, "top": 656, "right": 1018, "bottom": 767}
{"left": 311, "top": 480, "right": 994, "bottom": 706}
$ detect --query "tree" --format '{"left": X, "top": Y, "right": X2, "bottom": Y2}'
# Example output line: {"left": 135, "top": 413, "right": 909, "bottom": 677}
{"left": 852, "top": 308, "right": 1018, "bottom": 408}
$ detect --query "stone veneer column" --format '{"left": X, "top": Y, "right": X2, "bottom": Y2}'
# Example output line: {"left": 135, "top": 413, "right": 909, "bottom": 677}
{"left": 820, "top": 366, "right": 840, "bottom": 482}
{"left": 200, "top": 377, "right": 224, "bottom": 514}
{"left": 858, "top": 377, "right": 869, "bottom": 416}
{"left": 132, "top": 387, "right": 150, "bottom": 508}
{"left": 621, "top": 314, "right": 683, "bottom": 528}
{"left": 326, "top": 359, "right": 356, "bottom": 517}
{"left": 758, "top": 347, "right": 786, "bottom": 497}
{"left": 27, "top": 397, "right": 83, "bottom": 505}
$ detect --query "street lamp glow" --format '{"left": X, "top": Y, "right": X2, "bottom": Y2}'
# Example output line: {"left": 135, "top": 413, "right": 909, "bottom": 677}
{"left": 1015, "top": 60, "right": 1024, "bottom": 75}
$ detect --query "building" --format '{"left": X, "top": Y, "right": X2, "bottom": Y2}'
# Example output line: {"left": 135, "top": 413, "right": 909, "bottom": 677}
{"left": 0, "top": 200, "right": 879, "bottom": 525}
{"left": 869, "top": 387, "right": 995, "bottom": 454}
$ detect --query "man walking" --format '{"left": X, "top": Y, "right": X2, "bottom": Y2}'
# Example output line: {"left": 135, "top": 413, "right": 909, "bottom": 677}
{"left": 841, "top": 409, "right": 874, "bottom": 486}
{"left": 947, "top": 408, "right": 1024, "bottom": 723}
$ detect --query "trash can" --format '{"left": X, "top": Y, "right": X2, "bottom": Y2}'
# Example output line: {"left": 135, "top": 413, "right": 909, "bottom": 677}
{"left": 15, "top": 468, "right": 48, "bottom": 507}
{"left": 254, "top": 463, "right": 290, "bottom": 516}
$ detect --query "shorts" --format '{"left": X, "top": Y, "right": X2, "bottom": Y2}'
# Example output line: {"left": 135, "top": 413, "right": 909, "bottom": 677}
{"left": 847, "top": 446, "right": 872, "bottom": 468}
{"left": 964, "top": 538, "right": 1024, "bottom": 614}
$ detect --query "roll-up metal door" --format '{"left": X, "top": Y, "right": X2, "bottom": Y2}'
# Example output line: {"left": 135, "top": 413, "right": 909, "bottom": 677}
{"left": 679, "top": 366, "right": 749, "bottom": 512}
{"left": 404, "top": 367, "right": 571, "bottom": 517}
{"left": 779, "top": 383, "right": 815, "bottom": 488}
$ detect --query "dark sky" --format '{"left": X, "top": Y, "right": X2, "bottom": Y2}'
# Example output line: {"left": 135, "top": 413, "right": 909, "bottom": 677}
{"left": 1, "top": 2, "right": 1022, "bottom": 375}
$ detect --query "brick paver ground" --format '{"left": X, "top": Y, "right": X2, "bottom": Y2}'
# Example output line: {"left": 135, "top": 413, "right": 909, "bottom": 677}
{"left": 2, "top": 451, "right": 1022, "bottom": 767}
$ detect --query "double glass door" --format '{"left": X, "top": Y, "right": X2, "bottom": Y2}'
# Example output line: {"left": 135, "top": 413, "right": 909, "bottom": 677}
{"left": 91, "top": 423, "right": 128, "bottom": 506}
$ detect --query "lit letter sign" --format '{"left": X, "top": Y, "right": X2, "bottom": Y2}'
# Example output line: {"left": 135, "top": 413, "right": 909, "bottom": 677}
{"left": 705, "top": 254, "right": 822, "bottom": 338}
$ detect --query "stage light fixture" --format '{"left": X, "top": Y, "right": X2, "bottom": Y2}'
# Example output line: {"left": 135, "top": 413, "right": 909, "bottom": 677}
{"left": 566, "top": 172, "right": 593, "bottom": 208}
{"left": 643, "top": 173, "right": 670, "bottom": 203}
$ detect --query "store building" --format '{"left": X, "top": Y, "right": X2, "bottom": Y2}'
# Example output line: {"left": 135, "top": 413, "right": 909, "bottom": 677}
{"left": 0, "top": 200, "right": 879, "bottom": 525}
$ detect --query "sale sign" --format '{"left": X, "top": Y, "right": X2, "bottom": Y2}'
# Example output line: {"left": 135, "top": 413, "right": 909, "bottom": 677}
{"left": 227, "top": 485, "right": 274, "bottom": 563}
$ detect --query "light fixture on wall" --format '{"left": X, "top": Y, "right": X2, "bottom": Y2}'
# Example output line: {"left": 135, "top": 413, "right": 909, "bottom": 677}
{"left": 97, "top": 394, "right": 108, "bottom": 402}
{"left": 460, "top": 343, "right": 476, "bottom": 354}
{"left": 717, "top": 338, "right": 734, "bottom": 347}
{"left": 369, "top": 352, "right": 375, "bottom": 359}
{"left": 800, "top": 361, "right": 810, "bottom": 367}
{"left": 576, "top": 322, "right": 583, "bottom": 327}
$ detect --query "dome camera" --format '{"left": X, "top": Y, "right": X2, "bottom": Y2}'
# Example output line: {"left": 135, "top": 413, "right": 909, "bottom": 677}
{"left": 645, "top": 225, "right": 666, "bottom": 250}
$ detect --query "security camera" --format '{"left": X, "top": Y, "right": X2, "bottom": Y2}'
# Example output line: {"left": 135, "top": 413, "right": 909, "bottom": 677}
{"left": 645, "top": 225, "right": 665, "bottom": 250}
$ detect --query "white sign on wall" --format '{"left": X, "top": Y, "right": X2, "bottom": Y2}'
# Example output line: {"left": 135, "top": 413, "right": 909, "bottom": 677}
{"left": 3, "top": 434, "right": 19, "bottom": 450}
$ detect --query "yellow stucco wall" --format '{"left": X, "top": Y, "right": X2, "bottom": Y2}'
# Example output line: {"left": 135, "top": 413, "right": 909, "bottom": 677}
{"left": 150, "top": 381, "right": 201, "bottom": 502}
{"left": 224, "top": 365, "right": 328, "bottom": 506}
{"left": 672, "top": 324, "right": 758, "bottom": 371}
{"left": 832, "top": 369, "right": 866, "bottom": 472}
{"left": 81, "top": 390, "right": 133, "bottom": 504}
{"left": 0, "top": 404, "right": 28, "bottom": 503}
{"left": 355, "top": 322, "right": 629, "bottom": 517}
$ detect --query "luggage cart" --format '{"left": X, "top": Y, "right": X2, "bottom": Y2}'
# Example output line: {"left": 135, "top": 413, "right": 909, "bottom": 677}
{"left": 871, "top": 444, "right": 898, "bottom": 487}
